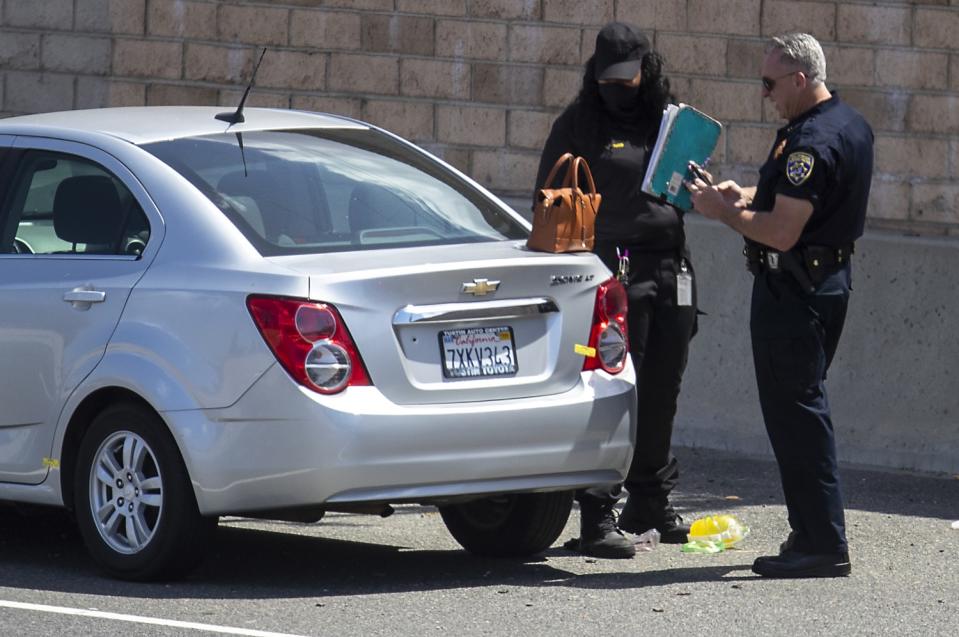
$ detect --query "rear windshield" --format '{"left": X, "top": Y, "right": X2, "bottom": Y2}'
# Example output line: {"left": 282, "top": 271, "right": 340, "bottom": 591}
{"left": 142, "top": 128, "right": 526, "bottom": 255}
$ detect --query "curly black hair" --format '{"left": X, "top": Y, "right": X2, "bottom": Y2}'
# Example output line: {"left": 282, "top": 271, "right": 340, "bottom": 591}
{"left": 569, "top": 50, "right": 676, "bottom": 150}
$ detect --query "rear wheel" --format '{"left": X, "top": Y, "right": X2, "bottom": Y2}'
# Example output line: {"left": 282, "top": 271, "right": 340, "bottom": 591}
{"left": 74, "top": 402, "right": 216, "bottom": 581}
{"left": 439, "top": 491, "right": 573, "bottom": 557}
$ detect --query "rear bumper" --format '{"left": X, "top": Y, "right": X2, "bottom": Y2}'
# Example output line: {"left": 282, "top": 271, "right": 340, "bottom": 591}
{"left": 165, "top": 363, "right": 636, "bottom": 515}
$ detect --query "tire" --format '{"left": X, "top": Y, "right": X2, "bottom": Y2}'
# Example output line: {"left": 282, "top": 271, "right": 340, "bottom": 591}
{"left": 74, "top": 402, "right": 217, "bottom": 581}
{"left": 439, "top": 491, "right": 573, "bottom": 557}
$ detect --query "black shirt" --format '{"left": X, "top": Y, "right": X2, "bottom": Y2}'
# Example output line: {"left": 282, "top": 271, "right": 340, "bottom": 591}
{"left": 535, "top": 107, "right": 686, "bottom": 251}
{"left": 753, "top": 94, "right": 874, "bottom": 248}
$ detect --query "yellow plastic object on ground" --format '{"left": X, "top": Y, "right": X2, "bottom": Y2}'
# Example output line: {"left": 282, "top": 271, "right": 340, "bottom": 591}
{"left": 681, "top": 539, "right": 725, "bottom": 554}
{"left": 685, "top": 514, "right": 750, "bottom": 549}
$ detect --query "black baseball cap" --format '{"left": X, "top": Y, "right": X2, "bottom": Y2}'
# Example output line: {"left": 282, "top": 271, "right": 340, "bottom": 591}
{"left": 595, "top": 22, "right": 651, "bottom": 81}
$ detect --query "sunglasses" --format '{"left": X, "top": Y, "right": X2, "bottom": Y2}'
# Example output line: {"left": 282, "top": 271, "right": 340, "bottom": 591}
{"left": 761, "top": 70, "right": 800, "bottom": 92}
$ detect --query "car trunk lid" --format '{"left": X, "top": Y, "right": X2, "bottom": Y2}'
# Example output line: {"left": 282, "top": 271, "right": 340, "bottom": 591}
{"left": 272, "top": 241, "right": 612, "bottom": 405}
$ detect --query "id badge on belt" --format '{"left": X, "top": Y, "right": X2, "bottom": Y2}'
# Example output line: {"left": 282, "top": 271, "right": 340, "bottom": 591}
{"left": 677, "top": 259, "right": 693, "bottom": 306}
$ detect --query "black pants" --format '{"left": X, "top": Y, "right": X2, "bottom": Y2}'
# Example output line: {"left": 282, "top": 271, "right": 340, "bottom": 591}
{"left": 580, "top": 243, "right": 697, "bottom": 505}
{"left": 750, "top": 264, "right": 850, "bottom": 554}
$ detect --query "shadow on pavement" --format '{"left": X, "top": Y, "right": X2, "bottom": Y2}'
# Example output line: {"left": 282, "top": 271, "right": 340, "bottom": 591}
{"left": 0, "top": 446, "right": 954, "bottom": 599}
{"left": 670, "top": 447, "right": 958, "bottom": 521}
{"left": 0, "top": 503, "right": 756, "bottom": 599}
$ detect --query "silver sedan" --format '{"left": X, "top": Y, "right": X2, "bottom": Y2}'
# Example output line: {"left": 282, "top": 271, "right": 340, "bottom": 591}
{"left": 0, "top": 106, "right": 636, "bottom": 580}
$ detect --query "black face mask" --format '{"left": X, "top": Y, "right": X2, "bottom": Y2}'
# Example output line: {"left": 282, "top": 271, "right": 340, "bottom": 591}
{"left": 598, "top": 83, "right": 641, "bottom": 119}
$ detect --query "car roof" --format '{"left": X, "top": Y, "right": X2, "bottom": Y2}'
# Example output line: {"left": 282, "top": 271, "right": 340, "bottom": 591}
{"left": 0, "top": 106, "right": 367, "bottom": 145}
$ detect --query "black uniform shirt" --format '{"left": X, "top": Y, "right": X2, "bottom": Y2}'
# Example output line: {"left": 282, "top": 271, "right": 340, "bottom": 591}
{"left": 752, "top": 93, "right": 874, "bottom": 248}
{"left": 535, "top": 107, "right": 686, "bottom": 250}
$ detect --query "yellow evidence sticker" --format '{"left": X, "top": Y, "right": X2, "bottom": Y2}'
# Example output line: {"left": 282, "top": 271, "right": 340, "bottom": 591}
{"left": 574, "top": 344, "right": 596, "bottom": 357}
{"left": 42, "top": 457, "right": 60, "bottom": 469}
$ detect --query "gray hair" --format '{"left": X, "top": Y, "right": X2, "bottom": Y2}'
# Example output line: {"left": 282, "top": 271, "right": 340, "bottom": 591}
{"left": 768, "top": 33, "right": 827, "bottom": 86}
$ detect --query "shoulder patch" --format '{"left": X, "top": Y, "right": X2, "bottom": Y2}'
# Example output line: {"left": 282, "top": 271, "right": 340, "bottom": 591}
{"left": 786, "top": 151, "right": 815, "bottom": 186}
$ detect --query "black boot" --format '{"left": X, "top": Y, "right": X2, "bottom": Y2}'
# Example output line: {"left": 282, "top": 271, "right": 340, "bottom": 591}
{"left": 618, "top": 495, "right": 690, "bottom": 544}
{"left": 753, "top": 530, "right": 810, "bottom": 567}
{"left": 752, "top": 551, "right": 851, "bottom": 578}
{"left": 573, "top": 497, "right": 635, "bottom": 559}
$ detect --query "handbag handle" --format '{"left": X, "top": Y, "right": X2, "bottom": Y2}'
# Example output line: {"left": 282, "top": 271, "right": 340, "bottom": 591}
{"left": 541, "top": 152, "right": 575, "bottom": 189}
{"left": 570, "top": 156, "right": 598, "bottom": 196}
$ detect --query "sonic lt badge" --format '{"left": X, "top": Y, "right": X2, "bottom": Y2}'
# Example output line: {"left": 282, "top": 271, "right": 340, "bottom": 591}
{"left": 786, "top": 151, "right": 814, "bottom": 185}
{"left": 462, "top": 278, "right": 500, "bottom": 296}
{"left": 550, "top": 273, "right": 595, "bottom": 286}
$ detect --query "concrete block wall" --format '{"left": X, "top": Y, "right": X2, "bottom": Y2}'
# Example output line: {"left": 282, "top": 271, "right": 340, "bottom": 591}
{"left": 1, "top": 0, "right": 958, "bottom": 236}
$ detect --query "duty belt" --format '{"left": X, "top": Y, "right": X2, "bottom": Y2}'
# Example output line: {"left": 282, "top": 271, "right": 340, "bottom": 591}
{"left": 744, "top": 243, "right": 854, "bottom": 293}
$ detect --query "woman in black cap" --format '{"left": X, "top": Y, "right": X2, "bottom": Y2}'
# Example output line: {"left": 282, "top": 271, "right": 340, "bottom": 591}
{"left": 535, "top": 22, "right": 698, "bottom": 558}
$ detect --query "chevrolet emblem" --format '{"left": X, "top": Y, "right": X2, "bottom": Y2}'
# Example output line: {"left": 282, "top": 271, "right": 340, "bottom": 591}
{"left": 462, "top": 278, "right": 500, "bottom": 296}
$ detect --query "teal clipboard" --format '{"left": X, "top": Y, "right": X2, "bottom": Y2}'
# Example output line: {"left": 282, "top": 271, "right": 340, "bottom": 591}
{"left": 641, "top": 104, "right": 722, "bottom": 211}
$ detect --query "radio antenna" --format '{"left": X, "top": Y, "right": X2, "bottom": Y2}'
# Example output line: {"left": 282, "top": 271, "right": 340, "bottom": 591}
{"left": 215, "top": 48, "right": 267, "bottom": 125}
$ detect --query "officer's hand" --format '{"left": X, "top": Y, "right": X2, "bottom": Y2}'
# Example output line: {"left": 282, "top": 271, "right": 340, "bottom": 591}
{"left": 686, "top": 179, "right": 726, "bottom": 220}
{"left": 716, "top": 181, "right": 750, "bottom": 208}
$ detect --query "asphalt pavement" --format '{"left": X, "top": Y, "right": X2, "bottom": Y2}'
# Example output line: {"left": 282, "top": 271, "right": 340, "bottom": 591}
{"left": 1, "top": 446, "right": 956, "bottom": 636}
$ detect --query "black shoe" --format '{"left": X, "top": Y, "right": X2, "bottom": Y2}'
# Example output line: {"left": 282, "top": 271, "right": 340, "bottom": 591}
{"left": 752, "top": 550, "right": 851, "bottom": 578}
{"left": 751, "top": 531, "right": 815, "bottom": 570}
{"left": 574, "top": 498, "right": 635, "bottom": 559}
{"left": 618, "top": 496, "right": 690, "bottom": 544}
{"left": 752, "top": 531, "right": 801, "bottom": 569}
{"left": 779, "top": 530, "right": 801, "bottom": 553}
{"left": 653, "top": 516, "right": 690, "bottom": 544}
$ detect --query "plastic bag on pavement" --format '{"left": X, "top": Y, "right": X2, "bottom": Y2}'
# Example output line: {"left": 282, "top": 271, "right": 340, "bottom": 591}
{"left": 681, "top": 514, "right": 750, "bottom": 553}
{"left": 626, "top": 528, "right": 660, "bottom": 552}
{"left": 681, "top": 539, "right": 725, "bottom": 554}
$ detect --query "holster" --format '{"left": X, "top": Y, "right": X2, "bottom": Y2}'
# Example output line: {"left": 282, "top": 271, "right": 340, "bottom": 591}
{"left": 743, "top": 241, "right": 760, "bottom": 274}
{"left": 779, "top": 249, "right": 816, "bottom": 293}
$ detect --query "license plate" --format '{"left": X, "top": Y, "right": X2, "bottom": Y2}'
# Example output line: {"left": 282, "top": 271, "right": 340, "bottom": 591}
{"left": 440, "top": 326, "right": 518, "bottom": 379}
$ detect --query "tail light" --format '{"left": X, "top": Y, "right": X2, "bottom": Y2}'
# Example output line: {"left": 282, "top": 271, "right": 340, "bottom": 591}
{"left": 582, "top": 277, "right": 629, "bottom": 374}
{"left": 247, "top": 295, "right": 371, "bottom": 394}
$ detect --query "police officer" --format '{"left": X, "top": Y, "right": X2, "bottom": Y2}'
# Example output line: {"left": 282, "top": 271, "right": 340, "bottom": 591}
{"left": 687, "top": 33, "right": 873, "bottom": 578}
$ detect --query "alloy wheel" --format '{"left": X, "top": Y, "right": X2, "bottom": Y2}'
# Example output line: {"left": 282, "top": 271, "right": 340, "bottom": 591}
{"left": 88, "top": 430, "right": 164, "bottom": 555}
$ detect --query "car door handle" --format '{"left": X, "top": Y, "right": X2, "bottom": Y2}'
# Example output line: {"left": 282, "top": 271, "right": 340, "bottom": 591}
{"left": 63, "top": 289, "right": 106, "bottom": 304}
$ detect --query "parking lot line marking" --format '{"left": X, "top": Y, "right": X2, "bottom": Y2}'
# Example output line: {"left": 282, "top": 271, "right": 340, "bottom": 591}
{"left": 0, "top": 600, "right": 309, "bottom": 637}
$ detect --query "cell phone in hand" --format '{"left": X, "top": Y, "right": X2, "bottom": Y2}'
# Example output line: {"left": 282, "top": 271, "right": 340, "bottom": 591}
{"left": 688, "top": 162, "right": 712, "bottom": 186}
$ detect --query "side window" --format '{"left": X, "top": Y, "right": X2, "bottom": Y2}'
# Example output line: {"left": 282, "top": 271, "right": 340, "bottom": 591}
{"left": 0, "top": 150, "right": 151, "bottom": 256}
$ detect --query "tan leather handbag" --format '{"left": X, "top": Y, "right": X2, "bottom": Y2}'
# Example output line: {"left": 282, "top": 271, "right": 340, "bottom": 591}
{"left": 527, "top": 153, "right": 601, "bottom": 253}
